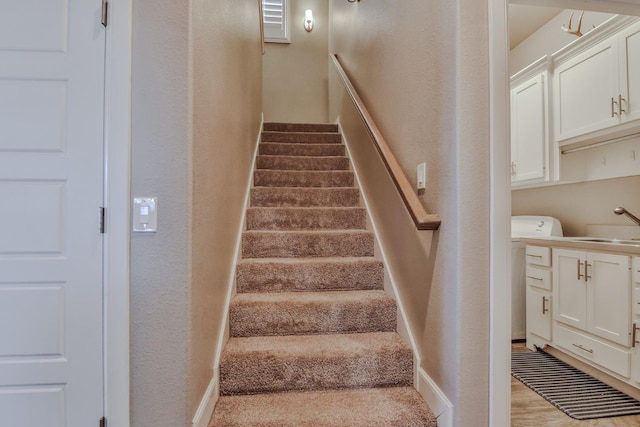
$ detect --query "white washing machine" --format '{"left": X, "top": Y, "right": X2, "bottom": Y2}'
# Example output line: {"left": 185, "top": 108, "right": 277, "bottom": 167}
{"left": 511, "top": 216, "right": 563, "bottom": 341}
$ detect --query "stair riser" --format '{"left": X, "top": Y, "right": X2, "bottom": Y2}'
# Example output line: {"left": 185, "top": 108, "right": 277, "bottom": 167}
{"left": 262, "top": 132, "right": 342, "bottom": 144}
{"left": 219, "top": 347, "right": 413, "bottom": 395}
{"left": 242, "top": 232, "right": 374, "bottom": 258}
{"left": 250, "top": 188, "right": 360, "bottom": 208}
{"left": 246, "top": 208, "right": 366, "bottom": 231}
{"left": 236, "top": 259, "right": 384, "bottom": 293}
{"left": 254, "top": 170, "right": 354, "bottom": 188}
{"left": 256, "top": 156, "right": 350, "bottom": 171}
{"left": 229, "top": 297, "right": 396, "bottom": 337}
{"left": 264, "top": 123, "right": 339, "bottom": 133}
{"left": 259, "top": 143, "right": 345, "bottom": 157}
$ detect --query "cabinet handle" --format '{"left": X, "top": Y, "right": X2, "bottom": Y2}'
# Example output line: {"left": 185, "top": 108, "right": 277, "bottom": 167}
{"left": 527, "top": 275, "right": 543, "bottom": 281}
{"left": 542, "top": 296, "right": 549, "bottom": 315}
{"left": 619, "top": 94, "right": 626, "bottom": 115}
{"left": 611, "top": 97, "right": 619, "bottom": 117}
{"left": 633, "top": 323, "right": 639, "bottom": 348}
{"left": 572, "top": 343, "right": 593, "bottom": 354}
{"left": 511, "top": 162, "right": 517, "bottom": 177}
{"left": 585, "top": 261, "right": 591, "bottom": 282}
{"left": 577, "top": 259, "right": 584, "bottom": 280}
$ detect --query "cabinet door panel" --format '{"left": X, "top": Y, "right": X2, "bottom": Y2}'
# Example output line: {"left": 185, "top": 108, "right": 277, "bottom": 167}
{"left": 555, "top": 40, "right": 620, "bottom": 141}
{"left": 554, "top": 249, "right": 587, "bottom": 329}
{"left": 620, "top": 23, "right": 640, "bottom": 122}
{"left": 527, "top": 288, "right": 551, "bottom": 341}
{"left": 511, "top": 74, "right": 546, "bottom": 182}
{"left": 588, "top": 252, "right": 631, "bottom": 346}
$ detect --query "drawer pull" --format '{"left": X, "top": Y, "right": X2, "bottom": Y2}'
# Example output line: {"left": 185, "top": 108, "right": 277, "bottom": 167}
{"left": 527, "top": 275, "right": 543, "bottom": 281}
{"left": 577, "top": 259, "right": 584, "bottom": 280}
{"left": 585, "top": 261, "right": 591, "bottom": 282}
{"left": 572, "top": 343, "right": 593, "bottom": 354}
{"left": 633, "top": 324, "right": 640, "bottom": 348}
{"left": 542, "top": 296, "right": 549, "bottom": 315}
{"left": 527, "top": 254, "right": 543, "bottom": 258}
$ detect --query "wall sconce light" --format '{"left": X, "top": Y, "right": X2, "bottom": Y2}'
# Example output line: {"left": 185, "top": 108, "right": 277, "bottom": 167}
{"left": 304, "top": 9, "right": 314, "bottom": 32}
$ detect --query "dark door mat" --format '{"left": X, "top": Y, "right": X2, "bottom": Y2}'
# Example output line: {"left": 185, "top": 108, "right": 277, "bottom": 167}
{"left": 512, "top": 350, "right": 640, "bottom": 420}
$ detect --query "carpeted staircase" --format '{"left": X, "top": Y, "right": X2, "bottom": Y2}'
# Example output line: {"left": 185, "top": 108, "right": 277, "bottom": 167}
{"left": 210, "top": 123, "right": 437, "bottom": 426}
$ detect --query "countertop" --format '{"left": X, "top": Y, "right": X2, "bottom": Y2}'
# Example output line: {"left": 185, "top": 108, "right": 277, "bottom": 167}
{"left": 522, "top": 237, "right": 640, "bottom": 256}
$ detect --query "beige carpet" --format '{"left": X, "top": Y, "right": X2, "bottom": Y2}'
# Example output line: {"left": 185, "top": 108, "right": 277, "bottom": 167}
{"left": 210, "top": 123, "right": 436, "bottom": 426}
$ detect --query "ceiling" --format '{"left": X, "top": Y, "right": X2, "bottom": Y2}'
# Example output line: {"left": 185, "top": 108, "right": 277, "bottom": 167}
{"left": 509, "top": 5, "right": 564, "bottom": 49}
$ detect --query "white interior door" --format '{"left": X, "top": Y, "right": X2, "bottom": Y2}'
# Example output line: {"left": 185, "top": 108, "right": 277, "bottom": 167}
{"left": 0, "top": 1, "right": 106, "bottom": 426}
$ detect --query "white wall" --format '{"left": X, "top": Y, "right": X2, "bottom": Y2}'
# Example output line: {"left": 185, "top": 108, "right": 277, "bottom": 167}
{"left": 131, "top": 0, "right": 191, "bottom": 424}
{"left": 328, "top": 0, "right": 491, "bottom": 424}
{"left": 131, "top": 0, "right": 262, "bottom": 425}
{"left": 263, "top": 0, "right": 329, "bottom": 123}
{"left": 510, "top": 10, "right": 614, "bottom": 74}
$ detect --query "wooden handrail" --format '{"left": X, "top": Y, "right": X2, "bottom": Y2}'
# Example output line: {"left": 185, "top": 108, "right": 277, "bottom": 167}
{"left": 330, "top": 54, "right": 441, "bottom": 231}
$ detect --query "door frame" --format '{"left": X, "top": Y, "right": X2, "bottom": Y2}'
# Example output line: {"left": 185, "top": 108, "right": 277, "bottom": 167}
{"left": 489, "top": 1, "right": 640, "bottom": 426}
{"left": 103, "top": 0, "right": 133, "bottom": 425}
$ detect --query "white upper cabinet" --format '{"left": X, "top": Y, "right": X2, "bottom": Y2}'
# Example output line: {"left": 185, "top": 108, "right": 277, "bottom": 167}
{"left": 619, "top": 23, "right": 640, "bottom": 123}
{"left": 511, "top": 73, "right": 547, "bottom": 184}
{"left": 554, "top": 38, "right": 619, "bottom": 141}
{"left": 553, "top": 18, "right": 640, "bottom": 147}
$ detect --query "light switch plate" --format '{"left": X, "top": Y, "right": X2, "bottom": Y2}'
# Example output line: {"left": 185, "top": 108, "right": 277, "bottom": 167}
{"left": 417, "top": 163, "right": 426, "bottom": 190}
{"left": 133, "top": 197, "right": 157, "bottom": 232}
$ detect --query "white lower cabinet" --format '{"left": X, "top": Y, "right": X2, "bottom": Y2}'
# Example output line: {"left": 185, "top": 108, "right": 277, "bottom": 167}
{"left": 553, "top": 248, "right": 630, "bottom": 347}
{"left": 527, "top": 246, "right": 635, "bottom": 382}
{"left": 525, "top": 246, "right": 553, "bottom": 349}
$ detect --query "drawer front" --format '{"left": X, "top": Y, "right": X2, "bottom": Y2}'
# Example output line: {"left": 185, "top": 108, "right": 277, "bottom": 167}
{"left": 634, "top": 258, "right": 640, "bottom": 284}
{"left": 554, "top": 324, "right": 631, "bottom": 378}
{"left": 526, "top": 245, "right": 551, "bottom": 267}
{"left": 526, "top": 266, "right": 551, "bottom": 291}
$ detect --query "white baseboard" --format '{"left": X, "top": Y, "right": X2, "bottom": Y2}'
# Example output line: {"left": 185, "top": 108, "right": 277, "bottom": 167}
{"left": 417, "top": 367, "right": 454, "bottom": 427}
{"left": 191, "top": 372, "right": 219, "bottom": 427}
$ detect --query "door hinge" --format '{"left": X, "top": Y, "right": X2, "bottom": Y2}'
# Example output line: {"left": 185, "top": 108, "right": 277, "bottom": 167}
{"left": 102, "top": 0, "right": 109, "bottom": 27}
{"left": 100, "top": 417, "right": 106, "bottom": 427}
{"left": 99, "top": 207, "right": 106, "bottom": 234}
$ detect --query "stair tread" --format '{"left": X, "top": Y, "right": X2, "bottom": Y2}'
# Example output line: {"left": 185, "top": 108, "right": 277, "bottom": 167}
{"left": 262, "top": 131, "right": 342, "bottom": 144}
{"left": 263, "top": 122, "right": 339, "bottom": 133}
{"left": 223, "top": 331, "right": 409, "bottom": 358}
{"left": 238, "top": 256, "right": 381, "bottom": 264}
{"left": 243, "top": 229, "right": 373, "bottom": 236}
{"left": 229, "top": 290, "right": 396, "bottom": 337}
{"left": 232, "top": 289, "right": 392, "bottom": 305}
{"left": 259, "top": 142, "right": 346, "bottom": 157}
{"left": 236, "top": 257, "right": 384, "bottom": 293}
{"left": 247, "top": 206, "right": 364, "bottom": 211}
{"left": 211, "top": 387, "right": 437, "bottom": 427}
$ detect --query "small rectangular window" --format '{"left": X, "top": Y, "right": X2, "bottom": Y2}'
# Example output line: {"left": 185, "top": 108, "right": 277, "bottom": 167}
{"left": 262, "top": 0, "right": 290, "bottom": 43}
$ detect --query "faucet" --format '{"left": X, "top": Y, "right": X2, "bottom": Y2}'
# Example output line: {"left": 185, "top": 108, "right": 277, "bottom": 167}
{"left": 613, "top": 207, "right": 640, "bottom": 227}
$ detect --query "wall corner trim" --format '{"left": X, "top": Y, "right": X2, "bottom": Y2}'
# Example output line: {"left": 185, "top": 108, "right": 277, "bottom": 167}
{"left": 417, "top": 367, "right": 454, "bottom": 427}
{"left": 191, "top": 371, "right": 219, "bottom": 427}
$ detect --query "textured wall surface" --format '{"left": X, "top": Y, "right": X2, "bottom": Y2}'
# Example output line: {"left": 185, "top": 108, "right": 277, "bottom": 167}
{"left": 263, "top": 0, "right": 329, "bottom": 123}
{"left": 190, "top": 0, "right": 262, "bottom": 419}
{"left": 328, "top": 0, "right": 491, "bottom": 425}
{"left": 131, "top": 0, "right": 262, "bottom": 425}
{"left": 131, "top": 0, "right": 191, "bottom": 424}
